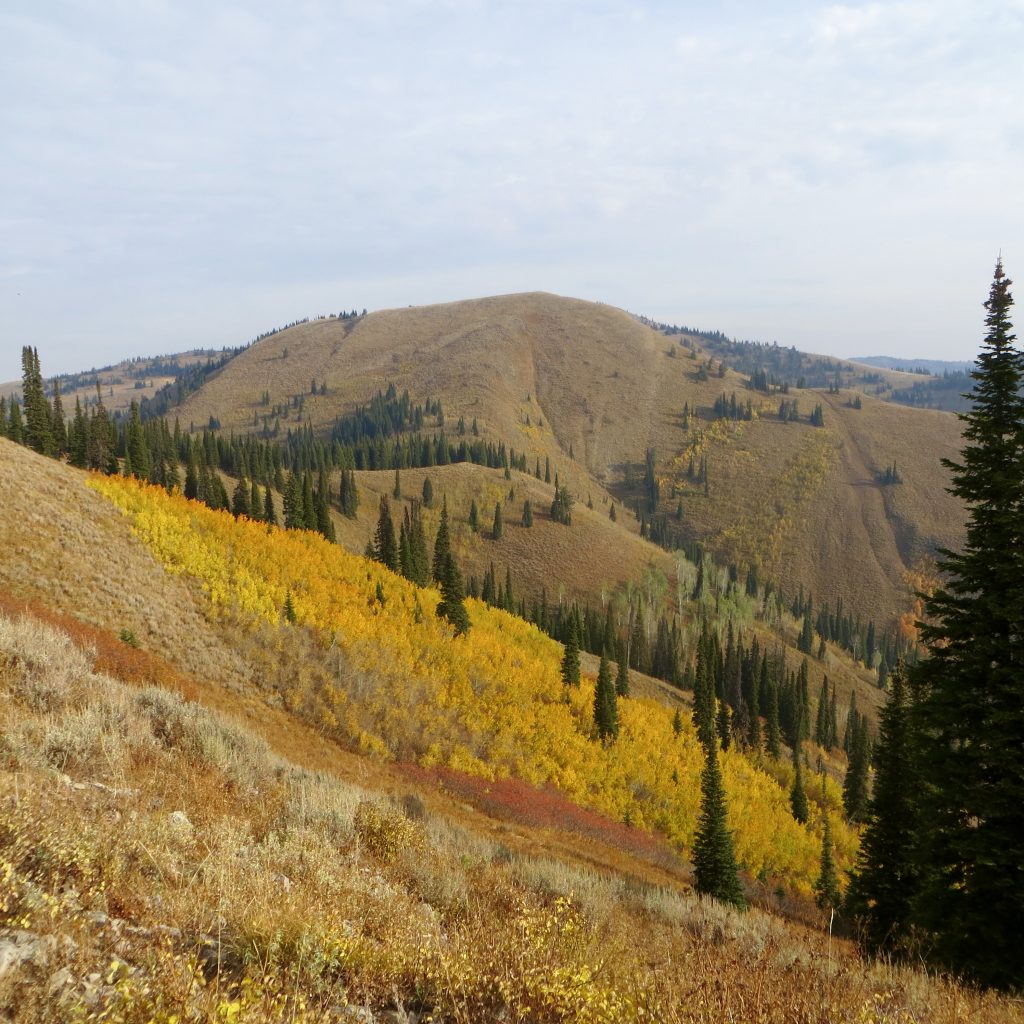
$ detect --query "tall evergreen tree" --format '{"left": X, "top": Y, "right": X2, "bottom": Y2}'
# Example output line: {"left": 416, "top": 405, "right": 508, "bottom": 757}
{"left": 843, "top": 712, "right": 871, "bottom": 823}
{"left": 814, "top": 817, "right": 841, "bottom": 911}
{"left": 615, "top": 643, "right": 630, "bottom": 697}
{"left": 432, "top": 498, "right": 451, "bottom": 584}
{"left": 232, "top": 477, "right": 251, "bottom": 517}
{"left": 845, "top": 663, "right": 920, "bottom": 954}
{"left": 593, "top": 650, "right": 619, "bottom": 741}
{"left": 50, "top": 379, "right": 67, "bottom": 457}
{"left": 693, "top": 741, "right": 747, "bottom": 910}
{"left": 908, "top": 260, "right": 1024, "bottom": 989}
{"left": 373, "top": 495, "right": 399, "bottom": 570}
{"left": 491, "top": 501, "right": 503, "bottom": 540}
{"left": 561, "top": 620, "right": 581, "bottom": 687}
{"left": 21, "top": 346, "right": 53, "bottom": 456}
{"left": 436, "top": 553, "right": 470, "bottom": 636}
{"left": 790, "top": 742, "right": 809, "bottom": 824}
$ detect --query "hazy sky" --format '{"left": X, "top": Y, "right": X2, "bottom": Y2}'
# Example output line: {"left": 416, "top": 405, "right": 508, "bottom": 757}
{"left": 2, "top": 1, "right": 1022, "bottom": 382}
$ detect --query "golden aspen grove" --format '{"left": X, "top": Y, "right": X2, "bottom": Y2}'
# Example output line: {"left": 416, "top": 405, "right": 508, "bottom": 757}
{"left": 91, "top": 474, "right": 857, "bottom": 895}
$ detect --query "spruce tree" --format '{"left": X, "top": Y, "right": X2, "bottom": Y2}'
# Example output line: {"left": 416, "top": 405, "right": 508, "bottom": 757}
{"left": 21, "top": 346, "right": 53, "bottom": 456}
{"left": 908, "top": 259, "right": 1024, "bottom": 989}
{"left": 50, "top": 379, "right": 67, "bottom": 457}
{"left": 693, "top": 741, "right": 747, "bottom": 910}
{"left": 790, "top": 743, "right": 809, "bottom": 824}
{"left": 593, "top": 650, "right": 618, "bottom": 741}
{"left": 845, "top": 663, "right": 920, "bottom": 954}
{"left": 232, "top": 477, "right": 251, "bottom": 518}
{"left": 615, "top": 644, "right": 630, "bottom": 697}
{"left": 469, "top": 498, "right": 479, "bottom": 533}
{"left": 491, "top": 501, "right": 503, "bottom": 540}
{"left": 373, "top": 495, "right": 399, "bottom": 571}
{"left": 842, "top": 712, "right": 870, "bottom": 823}
{"left": 522, "top": 499, "right": 533, "bottom": 527}
{"left": 436, "top": 553, "right": 470, "bottom": 636}
{"left": 560, "top": 621, "right": 581, "bottom": 687}
{"left": 814, "top": 817, "right": 841, "bottom": 911}
{"left": 432, "top": 498, "right": 451, "bottom": 583}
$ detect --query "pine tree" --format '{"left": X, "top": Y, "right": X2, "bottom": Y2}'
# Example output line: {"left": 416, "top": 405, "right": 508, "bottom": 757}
{"left": 125, "top": 401, "right": 151, "bottom": 480}
{"left": 615, "top": 644, "right": 630, "bottom": 697}
{"left": 814, "top": 817, "right": 841, "bottom": 911}
{"left": 693, "top": 741, "right": 747, "bottom": 910}
{"left": 845, "top": 663, "right": 920, "bottom": 954}
{"left": 421, "top": 476, "right": 434, "bottom": 507}
{"left": 790, "top": 743, "right": 809, "bottom": 824}
{"left": 263, "top": 485, "right": 277, "bottom": 525}
{"left": 21, "top": 347, "right": 53, "bottom": 456}
{"left": 491, "top": 501, "right": 503, "bottom": 540}
{"left": 393, "top": 466, "right": 402, "bottom": 499}
{"left": 593, "top": 650, "right": 618, "bottom": 741}
{"left": 560, "top": 621, "right": 581, "bottom": 687}
{"left": 436, "top": 553, "right": 470, "bottom": 636}
{"left": 521, "top": 499, "right": 533, "bottom": 527}
{"left": 842, "top": 712, "right": 871, "bottom": 823}
{"left": 468, "top": 498, "right": 479, "bottom": 533}
{"left": 50, "top": 379, "right": 67, "bottom": 457}
{"left": 432, "top": 499, "right": 451, "bottom": 584}
{"left": 232, "top": 477, "right": 251, "bottom": 518}
{"left": 373, "top": 495, "right": 399, "bottom": 571}
{"left": 907, "top": 260, "right": 1024, "bottom": 989}
{"left": 766, "top": 682, "right": 782, "bottom": 759}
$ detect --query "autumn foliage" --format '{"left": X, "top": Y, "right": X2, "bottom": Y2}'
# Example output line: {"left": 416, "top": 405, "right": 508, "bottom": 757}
{"left": 92, "top": 476, "right": 856, "bottom": 893}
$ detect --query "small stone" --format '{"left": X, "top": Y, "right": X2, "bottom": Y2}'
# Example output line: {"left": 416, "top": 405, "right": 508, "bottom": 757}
{"left": 47, "top": 966, "right": 74, "bottom": 996}
{"left": 333, "top": 1007, "right": 376, "bottom": 1023}
{"left": 167, "top": 810, "right": 192, "bottom": 833}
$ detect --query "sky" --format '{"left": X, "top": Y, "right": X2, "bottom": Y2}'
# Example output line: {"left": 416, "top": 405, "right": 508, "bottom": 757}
{"left": 2, "top": 1, "right": 1023, "bottom": 382}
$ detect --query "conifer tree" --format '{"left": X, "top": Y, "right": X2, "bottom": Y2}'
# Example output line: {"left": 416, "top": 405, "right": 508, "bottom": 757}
{"left": 436, "top": 553, "right": 470, "bottom": 635}
{"left": 615, "top": 644, "right": 630, "bottom": 697}
{"left": 907, "top": 259, "right": 1024, "bottom": 989}
{"left": 845, "top": 663, "right": 919, "bottom": 954}
{"left": 422, "top": 476, "right": 434, "bottom": 507}
{"left": 125, "top": 401, "right": 151, "bottom": 480}
{"left": 469, "top": 498, "right": 479, "bottom": 532}
{"left": 431, "top": 498, "right": 451, "bottom": 584}
{"left": 522, "top": 499, "right": 533, "bottom": 527}
{"left": 232, "top": 477, "right": 251, "bottom": 518}
{"left": 8, "top": 399, "right": 24, "bottom": 444}
{"left": 50, "top": 379, "right": 67, "bottom": 457}
{"left": 373, "top": 495, "right": 399, "bottom": 570}
{"left": 21, "top": 346, "right": 53, "bottom": 456}
{"left": 790, "top": 743, "right": 809, "bottom": 824}
{"left": 560, "top": 620, "right": 581, "bottom": 687}
{"left": 68, "top": 397, "right": 87, "bottom": 467}
{"left": 263, "top": 485, "right": 277, "bottom": 526}
{"left": 491, "top": 501, "right": 503, "bottom": 540}
{"left": 842, "top": 712, "right": 871, "bottom": 823}
{"left": 814, "top": 817, "right": 841, "bottom": 910}
{"left": 766, "top": 682, "right": 782, "bottom": 759}
{"left": 593, "top": 650, "right": 618, "bottom": 741}
{"left": 693, "top": 741, "right": 747, "bottom": 910}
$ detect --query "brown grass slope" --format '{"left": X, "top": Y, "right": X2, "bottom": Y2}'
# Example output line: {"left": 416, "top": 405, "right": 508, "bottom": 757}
{"left": 3, "top": 601, "right": 1023, "bottom": 1021}
{"left": 172, "top": 293, "right": 964, "bottom": 627}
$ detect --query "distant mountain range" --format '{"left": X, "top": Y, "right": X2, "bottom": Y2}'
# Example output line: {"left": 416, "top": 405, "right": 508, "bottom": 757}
{"left": 850, "top": 355, "right": 976, "bottom": 376}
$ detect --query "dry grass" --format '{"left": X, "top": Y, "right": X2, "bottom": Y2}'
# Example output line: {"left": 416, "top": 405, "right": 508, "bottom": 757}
{"left": 165, "top": 293, "right": 964, "bottom": 630}
{"left": 2, "top": 609, "right": 1021, "bottom": 1023}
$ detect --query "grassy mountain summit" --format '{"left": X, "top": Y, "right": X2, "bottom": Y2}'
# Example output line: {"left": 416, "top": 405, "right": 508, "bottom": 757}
{"left": 170, "top": 292, "right": 964, "bottom": 629}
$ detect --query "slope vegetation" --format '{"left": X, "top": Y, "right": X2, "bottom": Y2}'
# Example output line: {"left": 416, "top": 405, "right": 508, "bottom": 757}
{"left": 172, "top": 293, "right": 964, "bottom": 627}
